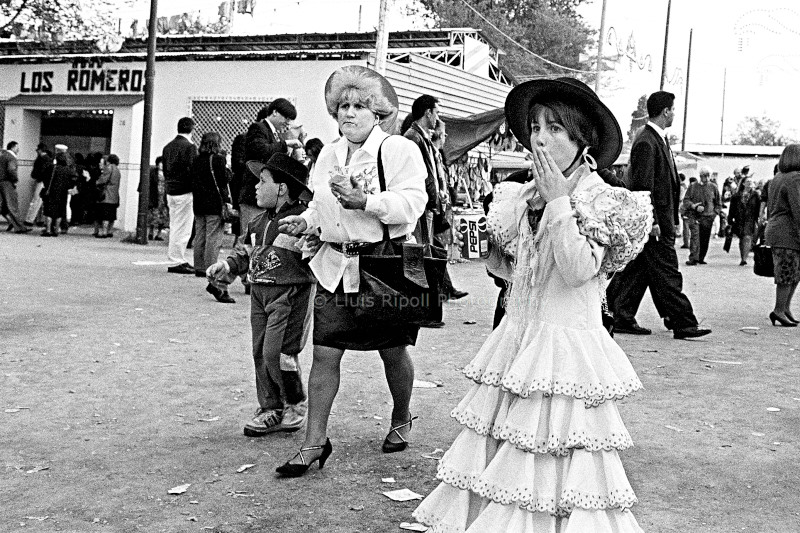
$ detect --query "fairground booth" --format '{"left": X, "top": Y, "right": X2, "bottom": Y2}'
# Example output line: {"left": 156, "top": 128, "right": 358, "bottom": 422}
{"left": 0, "top": 29, "right": 512, "bottom": 234}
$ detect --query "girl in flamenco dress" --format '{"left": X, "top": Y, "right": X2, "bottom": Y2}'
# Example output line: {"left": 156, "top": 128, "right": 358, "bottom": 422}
{"left": 413, "top": 78, "right": 653, "bottom": 532}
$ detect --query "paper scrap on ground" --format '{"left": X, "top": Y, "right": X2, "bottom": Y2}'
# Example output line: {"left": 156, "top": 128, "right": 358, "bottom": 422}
{"left": 198, "top": 416, "right": 220, "bottom": 422}
{"left": 751, "top": 432, "right": 765, "bottom": 437}
{"left": 168, "top": 338, "right": 187, "bottom": 344}
{"left": 26, "top": 466, "right": 49, "bottom": 474}
{"left": 664, "top": 425, "right": 683, "bottom": 432}
{"left": 168, "top": 483, "right": 191, "bottom": 495}
{"left": 5, "top": 408, "right": 20, "bottom": 413}
{"left": 739, "top": 327, "right": 759, "bottom": 334}
{"left": 24, "top": 516, "right": 49, "bottom": 521}
{"left": 349, "top": 505, "right": 364, "bottom": 511}
{"left": 699, "top": 358, "right": 743, "bottom": 365}
{"left": 383, "top": 489, "right": 423, "bottom": 502}
{"left": 421, "top": 448, "right": 444, "bottom": 460}
{"left": 382, "top": 477, "right": 396, "bottom": 483}
{"left": 400, "top": 523, "right": 429, "bottom": 532}
{"left": 132, "top": 260, "right": 175, "bottom": 266}
{"left": 766, "top": 407, "right": 781, "bottom": 412}
{"left": 237, "top": 464, "right": 256, "bottom": 473}
{"left": 413, "top": 380, "right": 443, "bottom": 388}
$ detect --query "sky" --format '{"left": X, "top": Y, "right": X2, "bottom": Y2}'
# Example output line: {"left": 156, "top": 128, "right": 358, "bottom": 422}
{"left": 119, "top": 0, "right": 800, "bottom": 145}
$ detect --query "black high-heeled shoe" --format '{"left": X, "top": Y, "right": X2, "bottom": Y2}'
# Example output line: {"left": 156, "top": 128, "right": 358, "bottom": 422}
{"left": 275, "top": 438, "right": 332, "bottom": 477}
{"left": 382, "top": 416, "right": 418, "bottom": 453}
{"left": 786, "top": 312, "right": 800, "bottom": 324}
{"left": 769, "top": 312, "right": 797, "bottom": 327}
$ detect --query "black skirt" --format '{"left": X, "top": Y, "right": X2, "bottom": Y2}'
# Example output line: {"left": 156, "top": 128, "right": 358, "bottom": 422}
{"left": 313, "top": 282, "right": 419, "bottom": 351}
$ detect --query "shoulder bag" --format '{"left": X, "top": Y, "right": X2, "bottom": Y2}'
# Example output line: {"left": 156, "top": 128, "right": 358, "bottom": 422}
{"left": 355, "top": 141, "right": 449, "bottom": 325}
{"left": 752, "top": 222, "right": 774, "bottom": 277}
{"left": 209, "top": 155, "right": 239, "bottom": 223}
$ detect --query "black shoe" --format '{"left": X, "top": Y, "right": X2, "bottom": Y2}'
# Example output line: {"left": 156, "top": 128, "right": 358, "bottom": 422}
{"left": 418, "top": 320, "right": 445, "bottom": 328}
{"left": 698, "top": 260, "right": 707, "bottom": 265}
{"left": 206, "top": 283, "right": 235, "bottom": 303}
{"left": 167, "top": 263, "right": 194, "bottom": 274}
{"left": 769, "top": 312, "right": 797, "bottom": 327}
{"left": 244, "top": 284, "right": 251, "bottom": 295}
{"left": 195, "top": 270, "right": 206, "bottom": 277}
{"left": 615, "top": 322, "right": 652, "bottom": 335}
{"left": 24, "top": 221, "right": 34, "bottom": 227}
{"left": 382, "top": 416, "right": 418, "bottom": 453}
{"left": 276, "top": 438, "right": 332, "bottom": 478}
{"left": 685, "top": 260, "right": 698, "bottom": 266}
{"left": 673, "top": 326, "right": 711, "bottom": 339}
{"left": 448, "top": 289, "right": 469, "bottom": 300}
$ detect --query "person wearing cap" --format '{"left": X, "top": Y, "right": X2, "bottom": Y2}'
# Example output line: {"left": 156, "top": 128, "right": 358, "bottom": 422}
{"left": 606, "top": 91, "right": 711, "bottom": 340}
{"left": 683, "top": 165, "right": 722, "bottom": 265}
{"left": 24, "top": 143, "right": 53, "bottom": 227}
{"left": 40, "top": 149, "right": 77, "bottom": 237}
{"left": 275, "top": 65, "right": 427, "bottom": 477}
{"left": 414, "top": 77, "right": 651, "bottom": 531}
{"left": 0, "top": 141, "right": 31, "bottom": 233}
{"left": 206, "top": 153, "right": 314, "bottom": 436}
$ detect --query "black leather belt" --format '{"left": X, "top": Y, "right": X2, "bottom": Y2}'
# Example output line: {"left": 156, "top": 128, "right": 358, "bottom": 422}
{"left": 329, "top": 242, "right": 376, "bottom": 256}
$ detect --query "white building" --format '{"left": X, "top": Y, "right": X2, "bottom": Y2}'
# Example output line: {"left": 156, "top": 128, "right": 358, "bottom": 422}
{"left": 0, "top": 29, "right": 512, "bottom": 231}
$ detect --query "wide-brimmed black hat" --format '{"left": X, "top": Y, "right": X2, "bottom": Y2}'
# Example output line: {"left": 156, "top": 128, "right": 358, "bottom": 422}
{"left": 505, "top": 77, "right": 622, "bottom": 170}
{"left": 247, "top": 153, "right": 312, "bottom": 202}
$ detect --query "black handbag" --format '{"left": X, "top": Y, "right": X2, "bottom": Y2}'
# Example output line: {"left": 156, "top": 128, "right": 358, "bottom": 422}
{"left": 209, "top": 156, "right": 239, "bottom": 222}
{"left": 355, "top": 141, "right": 449, "bottom": 325}
{"left": 753, "top": 223, "right": 774, "bottom": 277}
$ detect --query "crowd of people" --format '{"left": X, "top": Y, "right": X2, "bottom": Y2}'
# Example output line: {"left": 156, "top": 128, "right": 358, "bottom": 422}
{"left": 6, "top": 61, "right": 800, "bottom": 531}
{"left": 0, "top": 141, "right": 122, "bottom": 237}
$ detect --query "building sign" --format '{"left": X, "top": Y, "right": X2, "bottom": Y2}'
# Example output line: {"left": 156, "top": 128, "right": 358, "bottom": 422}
{"left": 19, "top": 60, "right": 144, "bottom": 94}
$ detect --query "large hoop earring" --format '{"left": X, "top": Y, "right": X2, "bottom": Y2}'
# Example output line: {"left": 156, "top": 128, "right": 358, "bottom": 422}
{"left": 582, "top": 147, "right": 597, "bottom": 171}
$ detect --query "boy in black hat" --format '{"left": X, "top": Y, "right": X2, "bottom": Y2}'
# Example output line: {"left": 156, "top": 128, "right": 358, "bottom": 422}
{"left": 207, "top": 153, "right": 315, "bottom": 436}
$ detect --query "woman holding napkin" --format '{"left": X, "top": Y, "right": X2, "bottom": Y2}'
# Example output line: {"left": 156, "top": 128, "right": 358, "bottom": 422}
{"left": 276, "top": 65, "right": 427, "bottom": 477}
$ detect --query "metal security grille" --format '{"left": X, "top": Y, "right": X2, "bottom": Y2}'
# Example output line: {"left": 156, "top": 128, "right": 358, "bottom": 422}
{"left": 190, "top": 99, "right": 271, "bottom": 153}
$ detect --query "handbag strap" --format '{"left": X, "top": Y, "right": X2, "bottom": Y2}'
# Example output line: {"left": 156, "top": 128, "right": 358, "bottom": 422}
{"left": 208, "top": 155, "right": 228, "bottom": 207}
{"left": 377, "top": 139, "right": 432, "bottom": 245}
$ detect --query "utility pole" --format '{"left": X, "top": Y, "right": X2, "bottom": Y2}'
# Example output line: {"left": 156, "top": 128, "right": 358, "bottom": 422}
{"left": 681, "top": 29, "right": 693, "bottom": 152}
{"left": 720, "top": 67, "right": 727, "bottom": 144}
{"left": 135, "top": 0, "right": 158, "bottom": 245}
{"left": 374, "top": 0, "right": 390, "bottom": 74}
{"left": 660, "top": 0, "right": 672, "bottom": 90}
{"left": 594, "top": 0, "right": 608, "bottom": 93}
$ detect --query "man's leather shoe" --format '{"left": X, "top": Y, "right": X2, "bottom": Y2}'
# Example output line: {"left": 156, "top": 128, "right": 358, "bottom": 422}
{"left": 673, "top": 326, "right": 711, "bottom": 339}
{"left": 698, "top": 260, "right": 707, "bottom": 265}
{"left": 685, "top": 260, "right": 698, "bottom": 266}
{"left": 418, "top": 320, "right": 445, "bottom": 328}
{"left": 167, "top": 263, "right": 194, "bottom": 274}
{"left": 614, "top": 322, "right": 652, "bottom": 335}
{"left": 449, "top": 289, "right": 469, "bottom": 300}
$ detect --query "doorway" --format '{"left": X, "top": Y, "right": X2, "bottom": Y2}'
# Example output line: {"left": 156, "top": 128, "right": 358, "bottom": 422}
{"left": 40, "top": 109, "right": 113, "bottom": 156}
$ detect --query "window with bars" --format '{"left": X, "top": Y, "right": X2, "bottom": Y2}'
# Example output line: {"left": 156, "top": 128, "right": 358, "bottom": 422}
{"left": 190, "top": 99, "right": 271, "bottom": 153}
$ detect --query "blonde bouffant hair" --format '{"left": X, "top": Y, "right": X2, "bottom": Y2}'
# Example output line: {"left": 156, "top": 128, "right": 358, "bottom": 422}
{"left": 324, "top": 66, "right": 398, "bottom": 131}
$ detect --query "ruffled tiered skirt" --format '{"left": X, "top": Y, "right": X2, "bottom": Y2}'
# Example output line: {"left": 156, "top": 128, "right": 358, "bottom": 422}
{"left": 413, "top": 316, "right": 645, "bottom": 532}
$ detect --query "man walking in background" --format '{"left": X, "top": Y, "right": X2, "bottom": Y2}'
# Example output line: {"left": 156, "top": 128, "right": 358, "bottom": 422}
{"left": 606, "top": 91, "right": 710, "bottom": 340}
{"left": 163, "top": 117, "right": 198, "bottom": 274}
{"left": 0, "top": 141, "right": 31, "bottom": 233}
{"left": 25, "top": 143, "right": 52, "bottom": 227}
{"left": 683, "top": 166, "right": 722, "bottom": 266}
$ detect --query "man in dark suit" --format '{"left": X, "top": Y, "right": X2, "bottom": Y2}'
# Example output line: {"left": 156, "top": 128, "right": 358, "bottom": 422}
{"left": 606, "top": 91, "right": 711, "bottom": 340}
{"left": 162, "top": 117, "right": 198, "bottom": 274}
{"left": 0, "top": 141, "right": 30, "bottom": 233}
{"left": 236, "top": 98, "right": 302, "bottom": 291}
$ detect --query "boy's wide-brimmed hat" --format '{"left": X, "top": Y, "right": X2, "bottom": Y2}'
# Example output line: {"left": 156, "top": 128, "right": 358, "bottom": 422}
{"left": 504, "top": 77, "right": 622, "bottom": 170}
{"left": 324, "top": 65, "right": 399, "bottom": 134}
{"left": 247, "top": 153, "right": 312, "bottom": 202}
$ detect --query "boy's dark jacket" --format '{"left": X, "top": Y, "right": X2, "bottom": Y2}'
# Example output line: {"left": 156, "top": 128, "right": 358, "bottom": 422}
{"left": 225, "top": 201, "right": 315, "bottom": 286}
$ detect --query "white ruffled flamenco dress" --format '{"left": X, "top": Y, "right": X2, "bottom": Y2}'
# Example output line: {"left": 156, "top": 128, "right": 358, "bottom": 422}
{"left": 413, "top": 165, "right": 653, "bottom": 532}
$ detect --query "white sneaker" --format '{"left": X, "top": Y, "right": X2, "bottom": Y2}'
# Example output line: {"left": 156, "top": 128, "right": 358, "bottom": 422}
{"left": 243, "top": 409, "right": 283, "bottom": 437}
{"left": 280, "top": 401, "right": 308, "bottom": 432}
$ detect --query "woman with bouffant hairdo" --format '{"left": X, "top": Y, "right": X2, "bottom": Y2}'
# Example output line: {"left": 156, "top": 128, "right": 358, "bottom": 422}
{"left": 276, "top": 65, "right": 427, "bottom": 477}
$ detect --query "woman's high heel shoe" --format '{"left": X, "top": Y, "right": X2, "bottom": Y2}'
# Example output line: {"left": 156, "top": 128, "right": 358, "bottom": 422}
{"left": 786, "top": 312, "right": 800, "bottom": 324}
{"left": 382, "top": 416, "right": 418, "bottom": 453}
{"left": 769, "top": 312, "right": 797, "bottom": 327}
{"left": 275, "top": 438, "right": 332, "bottom": 477}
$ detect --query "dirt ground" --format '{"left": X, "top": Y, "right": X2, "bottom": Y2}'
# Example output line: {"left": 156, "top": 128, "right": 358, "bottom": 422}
{"left": 2, "top": 227, "right": 800, "bottom": 532}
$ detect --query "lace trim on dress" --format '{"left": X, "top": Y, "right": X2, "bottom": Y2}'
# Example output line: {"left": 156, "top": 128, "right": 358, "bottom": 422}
{"left": 435, "top": 462, "right": 638, "bottom": 516}
{"left": 461, "top": 364, "right": 643, "bottom": 408}
{"left": 450, "top": 407, "right": 634, "bottom": 456}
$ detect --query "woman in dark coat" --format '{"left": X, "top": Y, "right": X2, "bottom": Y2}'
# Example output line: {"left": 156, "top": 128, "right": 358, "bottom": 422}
{"left": 41, "top": 152, "right": 76, "bottom": 237}
{"left": 728, "top": 175, "right": 761, "bottom": 266}
{"left": 95, "top": 154, "right": 121, "bottom": 238}
{"left": 765, "top": 144, "right": 800, "bottom": 326}
{"left": 191, "top": 131, "right": 233, "bottom": 301}
{"left": 138, "top": 156, "right": 169, "bottom": 240}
